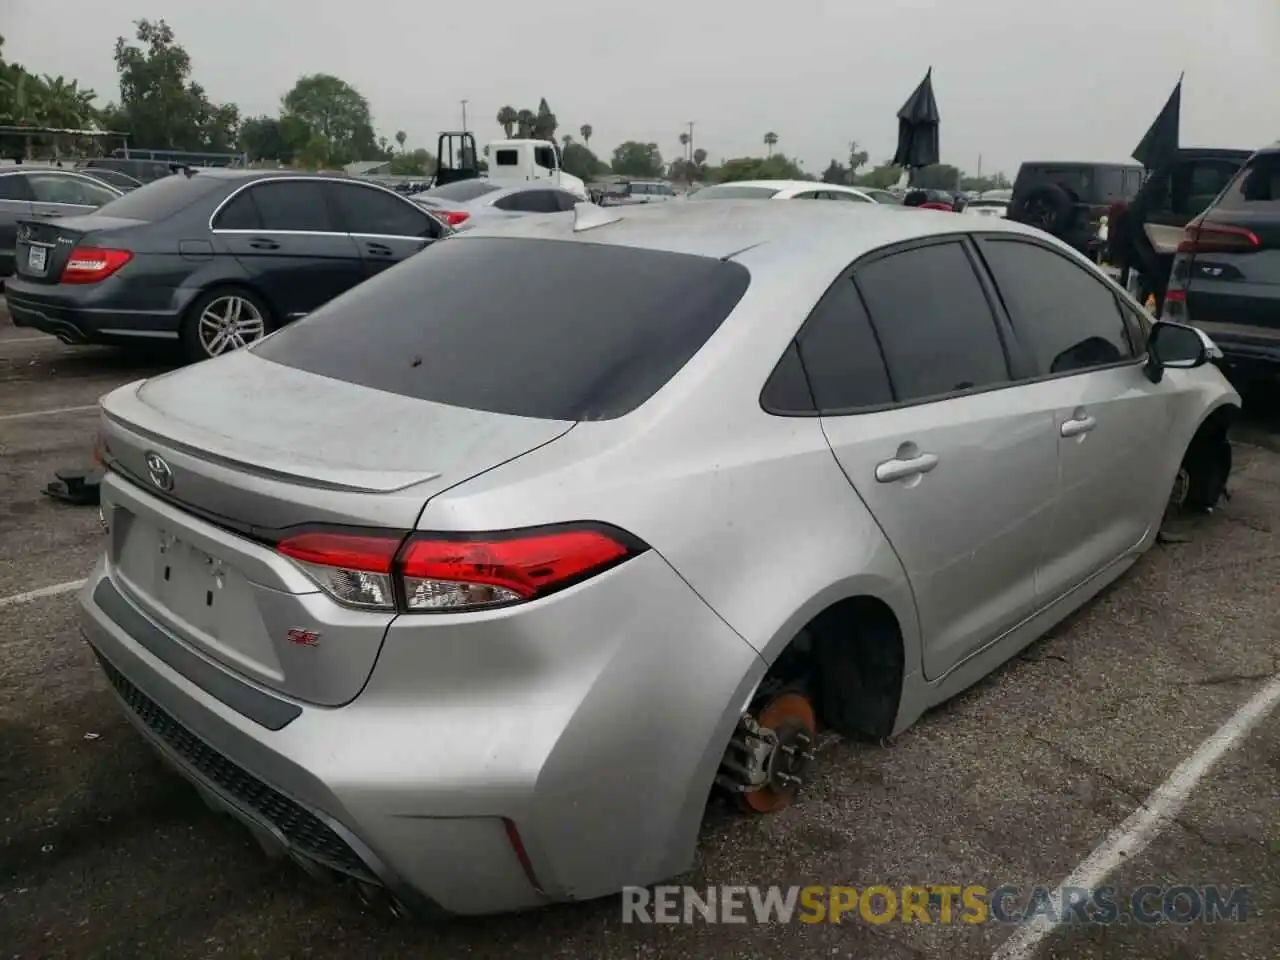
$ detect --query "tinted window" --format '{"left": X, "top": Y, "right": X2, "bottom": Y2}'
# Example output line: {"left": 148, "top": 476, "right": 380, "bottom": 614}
{"left": 534, "top": 146, "right": 556, "bottom": 169}
{"left": 830, "top": 190, "right": 870, "bottom": 202}
{"left": 27, "top": 173, "right": 118, "bottom": 206}
{"left": 688, "top": 184, "right": 782, "bottom": 200}
{"left": 1215, "top": 153, "right": 1280, "bottom": 212}
{"left": 81, "top": 168, "right": 140, "bottom": 189}
{"left": 793, "top": 277, "right": 893, "bottom": 411}
{"left": 254, "top": 237, "right": 751, "bottom": 421}
{"left": 495, "top": 190, "right": 562, "bottom": 213}
{"left": 494, "top": 149, "right": 519, "bottom": 166}
{"left": 792, "top": 191, "right": 823, "bottom": 200}
{"left": 327, "top": 182, "right": 434, "bottom": 236}
{"left": 250, "top": 180, "right": 332, "bottom": 231}
{"left": 214, "top": 190, "right": 261, "bottom": 230}
{"left": 855, "top": 242, "right": 1009, "bottom": 401}
{"left": 760, "top": 342, "right": 815, "bottom": 413}
{"left": 980, "top": 238, "right": 1133, "bottom": 375}
{"left": 92, "top": 173, "right": 224, "bottom": 221}
{"left": 425, "top": 180, "right": 501, "bottom": 202}
{"left": 1158, "top": 159, "right": 1242, "bottom": 217}
{"left": 0, "top": 173, "right": 30, "bottom": 201}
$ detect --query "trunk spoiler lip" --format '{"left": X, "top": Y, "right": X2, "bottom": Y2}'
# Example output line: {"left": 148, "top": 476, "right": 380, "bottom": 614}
{"left": 101, "top": 401, "right": 443, "bottom": 494}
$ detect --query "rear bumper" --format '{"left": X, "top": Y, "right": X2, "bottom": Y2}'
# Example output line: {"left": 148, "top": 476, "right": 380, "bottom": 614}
{"left": 4, "top": 278, "right": 186, "bottom": 345}
{"left": 1194, "top": 321, "right": 1280, "bottom": 374}
{"left": 78, "top": 541, "right": 764, "bottom": 915}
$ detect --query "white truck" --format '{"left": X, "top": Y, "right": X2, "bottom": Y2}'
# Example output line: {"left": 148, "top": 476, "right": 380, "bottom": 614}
{"left": 434, "top": 132, "right": 588, "bottom": 199}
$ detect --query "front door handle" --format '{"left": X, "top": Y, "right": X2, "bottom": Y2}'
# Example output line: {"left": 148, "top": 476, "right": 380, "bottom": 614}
{"left": 248, "top": 238, "right": 280, "bottom": 250}
{"left": 1060, "top": 415, "right": 1097, "bottom": 438}
{"left": 37, "top": 211, "right": 62, "bottom": 218}
{"left": 875, "top": 452, "right": 939, "bottom": 483}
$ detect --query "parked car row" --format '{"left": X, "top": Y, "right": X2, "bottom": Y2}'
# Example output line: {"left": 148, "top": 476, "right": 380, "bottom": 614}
{"left": 79, "top": 197, "right": 1238, "bottom": 920}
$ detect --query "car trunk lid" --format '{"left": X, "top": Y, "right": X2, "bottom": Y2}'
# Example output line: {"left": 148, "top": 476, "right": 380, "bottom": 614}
{"left": 14, "top": 214, "right": 145, "bottom": 284}
{"left": 98, "top": 349, "right": 574, "bottom": 705}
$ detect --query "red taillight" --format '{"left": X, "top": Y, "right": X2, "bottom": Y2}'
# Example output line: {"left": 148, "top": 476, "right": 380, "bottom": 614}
{"left": 277, "top": 531, "right": 402, "bottom": 610}
{"left": 275, "top": 524, "right": 645, "bottom": 612}
{"left": 439, "top": 210, "right": 471, "bottom": 227}
{"left": 1177, "top": 220, "right": 1260, "bottom": 254}
{"left": 61, "top": 246, "right": 133, "bottom": 284}
{"left": 398, "top": 527, "right": 637, "bottom": 610}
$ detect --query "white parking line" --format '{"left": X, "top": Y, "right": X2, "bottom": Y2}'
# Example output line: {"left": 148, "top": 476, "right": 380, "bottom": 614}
{"left": 0, "top": 404, "right": 98, "bottom": 422}
{"left": 991, "top": 672, "right": 1280, "bottom": 960}
{"left": 0, "top": 578, "right": 87, "bottom": 609}
{"left": 0, "top": 335, "right": 54, "bottom": 346}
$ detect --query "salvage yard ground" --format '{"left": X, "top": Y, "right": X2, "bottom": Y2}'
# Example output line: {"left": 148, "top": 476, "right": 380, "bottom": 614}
{"left": 2, "top": 303, "right": 1279, "bottom": 959}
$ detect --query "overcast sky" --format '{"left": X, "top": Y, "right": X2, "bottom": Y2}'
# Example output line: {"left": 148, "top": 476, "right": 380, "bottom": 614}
{"left": 6, "top": 0, "right": 1278, "bottom": 175}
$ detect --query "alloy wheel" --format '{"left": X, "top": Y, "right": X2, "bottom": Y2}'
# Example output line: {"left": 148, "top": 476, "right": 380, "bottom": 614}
{"left": 197, "top": 295, "right": 266, "bottom": 358}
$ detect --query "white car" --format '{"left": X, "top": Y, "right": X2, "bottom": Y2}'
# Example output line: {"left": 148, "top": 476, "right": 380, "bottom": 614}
{"left": 964, "top": 199, "right": 1010, "bottom": 219}
{"left": 687, "top": 179, "right": 885, "bottom": 204}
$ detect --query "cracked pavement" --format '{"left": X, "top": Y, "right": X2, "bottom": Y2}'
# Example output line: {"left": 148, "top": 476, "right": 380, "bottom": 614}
{"left": 2, "top": 310, "right": 1278, "bottom": 959}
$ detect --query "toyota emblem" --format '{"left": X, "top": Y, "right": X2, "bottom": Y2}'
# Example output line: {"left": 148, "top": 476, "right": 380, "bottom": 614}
{"left": 144, "top": 452, "right": 174, "bottom": 492}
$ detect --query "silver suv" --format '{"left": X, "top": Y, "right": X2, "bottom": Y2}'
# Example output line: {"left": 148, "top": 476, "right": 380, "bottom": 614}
{"left": 80, "top": 201, "right": 1239, "bottom": 918}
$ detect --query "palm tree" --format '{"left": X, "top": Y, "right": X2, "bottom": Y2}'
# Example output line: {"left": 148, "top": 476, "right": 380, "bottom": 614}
{"left": 679, "top": 131, "right": 690, "bottom": 162}
{"left": 515, "top": 109, "right": 536, "bottom": 138}
{"left": 764, "top": 132, "right": 778, "bottom": 156}
{"left": 579, "top": 124, "right": 592, "bottom": 148}
{"left": 39, "top": 75, "right": 97, "bottom": 129}
{"left": 395, "top": 130, "right": 407, "bottom": 152}
{"left": 496, "top": 106, "right": 518, "bottom": 138}
{"left": 562, "top": 134, "right": 573, "bottom": 150}
{"left": 693, "top": 148, "right": 707, "bottom": 167}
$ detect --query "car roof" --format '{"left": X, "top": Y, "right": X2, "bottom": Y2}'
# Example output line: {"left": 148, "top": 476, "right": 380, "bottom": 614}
{"left": 456, "top": 196, "right": 1049, "bottom": 266}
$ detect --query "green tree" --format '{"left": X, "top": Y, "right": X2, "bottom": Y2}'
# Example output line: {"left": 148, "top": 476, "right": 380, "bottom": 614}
{"left": 847, "top": 141, "right": 869, "bottom": 177}
{"left": 532, "top": 98, "right": 556, "bottom": 140}
{"left": 561, "top": 141, "right": 604, "bottom": 181}
{"left": 238, "top": 114, "right": 308, "bottom": 164}
{"left": 579, "top": 123, "right": 592, "bottom": 148}
{"left": 910, "top": 163, "right": 962, "bottom": 191}
{"left": 395, "top": 129, "right": 407, "bottom": 152}
{"left": 281, "top": 73, "right": 375, "bottom": 166}
{"left": 763, "top": 131, "right": 778, "bottom": 156}
{"left": 112, "top": 19, "right": 237, "bottom": 151}
{"left": 37, "top": 75, "right": 97, "bottom": 129}
{"left": 515, "top": 109, "right": 535, "bottom": 138}
{"left": 389, "top": 148, "right": 434, "bottom": 176}
{"left": 713, "top": 153, "right": 804, "bottom": 183}
{"left": 497, "top": 106, "right": 517, "bottom": 138}
{"left": 821, "top": 159, "right": 849, "bottom": 184}
{"left": 679, "top": 131, "right": 690, "bottom": 160}
{"left": 854, "top": 162, "right": 904, "bottom": 189}
{"left": 611, "top": 141, "right": 663, "bottom": 178}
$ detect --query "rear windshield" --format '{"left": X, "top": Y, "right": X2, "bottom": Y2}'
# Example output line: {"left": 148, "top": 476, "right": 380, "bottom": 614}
{"left": 689, "top": 184, "right": 782, "bottom": 200}
{"left": 94, "top": 173, "right": 225, "bottom": 221}
{"left": 253, "top": 237, "right": 751, "bottom": 421}
{"left": 1215, "top": 153, "right": 1280, "bottom": 211}
{"left": 423, "top": 180, "right": 501, "bottom": 202}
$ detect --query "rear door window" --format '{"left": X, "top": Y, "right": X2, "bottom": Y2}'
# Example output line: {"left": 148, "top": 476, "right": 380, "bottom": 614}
{"left": 495, "top": 190, "right": 563, "bottom": 213}
{"left": 213, "top": 190, "right": 261, "bottom": 230}
{"left": 250, "top": 180, "right": 333, "bottom": 232}
{"left": 326, "top": 181, "right": 436, "bottom": 237}
{"left": 854, "top": 241, "right": 1010, "bottom": 402}
{"left": 254, "top": 237, "right": 751, "bottom": 421}
{"left": 790, "top": 277, "right": 893, "bottom": 412}
{"left": 27, "top": 173, "right": 119, "bottom": 207}
{"left": 978, "top": 237, "right": 1135, "bottom": 375}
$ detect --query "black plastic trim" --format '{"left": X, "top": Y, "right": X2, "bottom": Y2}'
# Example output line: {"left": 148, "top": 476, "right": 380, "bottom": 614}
{"left": 93, "top": 577, "right": 302, "bottom": 730}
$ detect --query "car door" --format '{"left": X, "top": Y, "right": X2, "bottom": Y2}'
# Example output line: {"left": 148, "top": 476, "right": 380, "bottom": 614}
{"left": 816, "top": 238, "right": 1060, "bottom": 680}
{"left": 323, "top": 180, "right": 441, "bottom": 280}
{"left": 0, "top": 173, "right": 35, "bottom": 276}
{"left": 26, "top": 171, "right": 119, "bottom": 221}
{"left": 211, "top": 179, "right": 364, "bottom": 320}
{"left": 974, "top": 235, "right": 1176, "bottom": 598}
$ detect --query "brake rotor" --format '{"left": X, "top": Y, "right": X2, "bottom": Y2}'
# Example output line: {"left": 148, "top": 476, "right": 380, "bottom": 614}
{"left": 738, "top": 691, "right": 818, "bottom": 814}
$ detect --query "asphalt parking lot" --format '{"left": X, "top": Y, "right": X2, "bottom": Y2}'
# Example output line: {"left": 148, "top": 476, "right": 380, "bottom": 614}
{"left": 2, "top": 304, "right": 1279, "bottom": 959}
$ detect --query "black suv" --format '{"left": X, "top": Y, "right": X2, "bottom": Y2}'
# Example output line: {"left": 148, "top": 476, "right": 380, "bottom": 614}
{"left": 1161, "top": 143, "right": 1280, "bottom": 378}
{"left": 1008, "top": 161, "right": 1144, "bottom": 256}
{"left": 1107, "top": 148, "right": 1252, "bottom": 312}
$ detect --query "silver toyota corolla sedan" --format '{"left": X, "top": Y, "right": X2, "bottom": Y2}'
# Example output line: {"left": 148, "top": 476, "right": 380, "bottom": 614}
{"left": 80, "top": 200, "right": 1240, "bottom": 917}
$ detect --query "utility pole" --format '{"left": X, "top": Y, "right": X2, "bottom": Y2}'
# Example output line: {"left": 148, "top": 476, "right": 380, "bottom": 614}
{"left": 461, "top": 99, "right": 469, "bottom": 133}
{"left": 686, "top": 121, "right": 695, "bottom": 163}
{"left": 977, "top": 153, "right": 982, "bottom": 179}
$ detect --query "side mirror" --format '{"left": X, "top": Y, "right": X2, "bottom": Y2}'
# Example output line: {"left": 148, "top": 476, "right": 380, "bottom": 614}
{"left": 1144, "top": 319, "right": 1215, "bottom": 383}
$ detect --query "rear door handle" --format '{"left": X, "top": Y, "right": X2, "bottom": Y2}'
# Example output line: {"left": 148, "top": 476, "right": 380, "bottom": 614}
{"left": 1060, "top": 415, "right": 1097, "bottom": 438}
{"left": 365, "top": 242, "right": 393, "bottom": 256}
{"left": 37, "top": 211, "right": 62, "bottom": 218}
{"left": 875, "top": 452, "right": 939, "bottom": 483}
{"left": 248, "top": 238, "right": 280, "bottom": 250}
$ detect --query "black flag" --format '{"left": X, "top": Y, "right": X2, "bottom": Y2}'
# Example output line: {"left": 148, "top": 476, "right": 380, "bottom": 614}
{"left": 892, "top": 68, "right": 940, "bottom": 169}
{"left": 1132, "top": 75, "right": 1182, "bottom": 170}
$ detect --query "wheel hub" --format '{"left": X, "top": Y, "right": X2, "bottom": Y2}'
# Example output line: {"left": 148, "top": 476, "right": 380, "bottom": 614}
{"left": 716, "top": 691, "right": 818, "bottom": 814}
